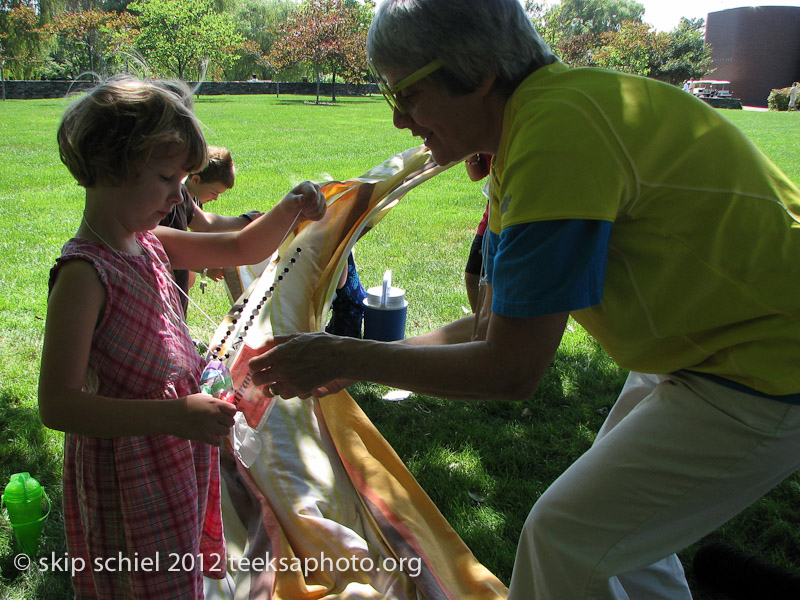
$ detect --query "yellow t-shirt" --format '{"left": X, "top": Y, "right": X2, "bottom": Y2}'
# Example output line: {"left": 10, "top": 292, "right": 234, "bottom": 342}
{"left": 490, "top": 62, "right": 800, "bottom": 395}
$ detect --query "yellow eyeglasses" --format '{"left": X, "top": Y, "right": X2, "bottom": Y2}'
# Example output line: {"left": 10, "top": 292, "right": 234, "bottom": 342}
{"left": 369, "top": 59, "right": 444, "bottom": 115}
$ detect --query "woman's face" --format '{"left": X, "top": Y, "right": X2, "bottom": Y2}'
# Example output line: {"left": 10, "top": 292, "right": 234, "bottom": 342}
{"left": 384, "top": 69, "right": 488, "bottom": 166}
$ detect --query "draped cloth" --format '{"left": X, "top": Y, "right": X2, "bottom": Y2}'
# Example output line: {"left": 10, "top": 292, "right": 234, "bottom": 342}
{"left": 204, "top": 146, "right": 508, "bottom": 599}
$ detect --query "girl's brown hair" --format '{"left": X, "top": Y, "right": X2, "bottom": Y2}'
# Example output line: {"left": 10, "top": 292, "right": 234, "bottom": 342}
{"left": 57, "top": 76, "right": 208, "bottom": 188}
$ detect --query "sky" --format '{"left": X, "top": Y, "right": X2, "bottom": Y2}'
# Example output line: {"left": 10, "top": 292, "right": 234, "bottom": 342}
{"left": 615, "top": 1, "right": 800, "bottom": 32}
{"left": 372, "top": 1, "right": 800, "bottom": 32}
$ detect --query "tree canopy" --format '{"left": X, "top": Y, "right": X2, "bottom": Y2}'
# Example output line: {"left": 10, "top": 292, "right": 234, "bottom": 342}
{"left": 533, "top": 0, "right": 712, "bottom": 83}
{"left": 0, "top": 0, "right": 43, "bottom": 79}
{"left": 1, "top": 0, "right": 713, "bottom": 93}
{"left": 269, "top": 0, "right": 369, "bottom": 102}
{"left": 129, "top": 0, "right": 244, "bottom": 80}
{"left": 550, "top": 0, "right": 645, "bottom": 36}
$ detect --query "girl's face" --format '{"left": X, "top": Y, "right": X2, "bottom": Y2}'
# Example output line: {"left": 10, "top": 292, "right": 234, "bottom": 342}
{"left": 102, "top": 145, "right": 191, "bottom": 232}
{"left": 384, "top": 69, "right": 488, "bottom": 166}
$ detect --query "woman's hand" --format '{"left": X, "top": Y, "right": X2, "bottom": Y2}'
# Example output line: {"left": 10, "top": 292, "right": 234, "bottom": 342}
{"left": 173, "top": 394, "right": 237, "bottom": 446}
{"left": 280, "top": 181, "right": 326, "bottom": 223}
{"left": 249, "top": 332, "right": 347, "bottom": 399}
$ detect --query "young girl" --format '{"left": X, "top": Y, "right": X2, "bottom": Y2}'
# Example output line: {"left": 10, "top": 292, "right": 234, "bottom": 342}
{"left": 39, "top": 76, "right": 325, "bottom": 598}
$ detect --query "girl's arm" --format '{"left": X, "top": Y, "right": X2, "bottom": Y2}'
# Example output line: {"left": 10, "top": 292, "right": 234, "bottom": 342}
{"left": 38, "top": 260, "right": 235, "bottom": 445}
{"left": 157, "top": 181, "right": 325, "bottom": 270}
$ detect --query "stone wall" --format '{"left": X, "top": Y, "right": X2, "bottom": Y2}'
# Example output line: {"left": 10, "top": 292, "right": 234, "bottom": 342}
{"left": 1, "top": 79, "right": 379, "bottom": 100}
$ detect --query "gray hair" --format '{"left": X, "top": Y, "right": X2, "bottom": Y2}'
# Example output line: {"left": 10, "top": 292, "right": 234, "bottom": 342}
{"left": 367, "top": 0, "right": 556, "bottom": 96}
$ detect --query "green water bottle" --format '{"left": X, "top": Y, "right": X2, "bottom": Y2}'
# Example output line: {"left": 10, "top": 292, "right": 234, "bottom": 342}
{"left": 1, "top": 472, "right": 50, "bottom": 555}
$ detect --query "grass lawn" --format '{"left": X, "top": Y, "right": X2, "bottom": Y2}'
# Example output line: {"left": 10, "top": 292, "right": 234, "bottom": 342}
{"left": 1, "top": 94, "right": 799, "bottom": 599}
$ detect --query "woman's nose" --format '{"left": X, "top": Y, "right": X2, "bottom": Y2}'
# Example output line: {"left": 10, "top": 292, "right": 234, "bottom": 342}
{"left": 393, "top": 106, "right": 413, "bottom": 129}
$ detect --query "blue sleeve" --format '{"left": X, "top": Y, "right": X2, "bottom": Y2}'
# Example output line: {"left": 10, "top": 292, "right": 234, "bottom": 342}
{"left": 486, "top": 219, "right": 612, "bottom": 317}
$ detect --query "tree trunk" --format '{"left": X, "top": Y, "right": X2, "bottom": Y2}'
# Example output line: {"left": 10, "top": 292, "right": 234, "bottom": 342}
{"left": 331, "top": 66, "right": 337, "bottom": 102}
{"left": 315, "top": 63, "right": 320, "bottom": 104}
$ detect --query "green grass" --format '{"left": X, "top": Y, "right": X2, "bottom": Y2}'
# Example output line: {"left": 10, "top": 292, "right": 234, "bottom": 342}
{"left": 1, "top": 96, "right": 799, "bottom": 599}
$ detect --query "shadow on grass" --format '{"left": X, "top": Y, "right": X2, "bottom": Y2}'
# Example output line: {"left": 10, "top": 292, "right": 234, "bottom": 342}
{"left": 0, "top": 389, "right": 71, "bottom": 599}
{"left": 352, "top": 334, "right": 800, "bottom": 594}
{"left": 274, "top": 98, "right": 343, "bottom": 107}
{"left": 271, "top": 96, "right": 382, "bottom": 106}
{"left": 192, "top": 96, "right": 236, "bottom": 103}
{"left": 350, "top": 338, "right": 628, "bottom": 584}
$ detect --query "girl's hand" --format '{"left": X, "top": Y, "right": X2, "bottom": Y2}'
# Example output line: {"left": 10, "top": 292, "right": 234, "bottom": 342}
{"left": 174, "top": 394, "right": 237, "bottom": 446}
{"left": 205, "top": 267, "right": 224, "bottom": 281}
{"left": 465, "top": 153, "right": 491, "bottom": 181}
{"left": 280, "top": 181, "right": 326, "bottom": 222}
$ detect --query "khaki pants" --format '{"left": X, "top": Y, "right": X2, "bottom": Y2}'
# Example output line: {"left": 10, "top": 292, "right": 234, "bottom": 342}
{"left": 508, "top": 371, "right": 800, "bottom": 599}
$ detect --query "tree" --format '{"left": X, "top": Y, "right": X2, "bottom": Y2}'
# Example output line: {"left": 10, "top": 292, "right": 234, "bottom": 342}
{"left": 525, "top": 0, "right": 558, "bottom": 48}
{"left": 540, "top": 3, "right": 713, "bottom": 87}
{"left": 40, "top": 8, "right": 137, "bottom": 78}
{"left": 593, "top": 20, "right": 666, "bottom": 77}
{"left": 269, "top": 0, "right": 369, "bottom": 103}
{"left": 0, "top": 0, "right": 44, "bottom": 80}
{"left": 129, "top": 0, "right": 244, "bottom": 80}
{"left": 227, "top": 0, "right": 295, "bottom": 81}
{"left": 557, "top": 31, "right": 600, "bottom": 67}
{"left": 337, "top": 0, "right": 373, "bottom": 86}
{"left": 546, "top": 0, "right": 645, "bottom": 39}
{"left": 650, "top": 18, "right": 713, "bottom": 85}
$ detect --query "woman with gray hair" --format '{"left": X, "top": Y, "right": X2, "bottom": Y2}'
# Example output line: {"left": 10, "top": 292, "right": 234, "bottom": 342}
{"left": 251, "top": 0, "right": 800, "bottom": 598}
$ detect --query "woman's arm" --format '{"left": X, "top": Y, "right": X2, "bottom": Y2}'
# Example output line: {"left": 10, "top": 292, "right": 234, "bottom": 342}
{"left": 250, "top": 309, "right": 568, "bottom": 402}
{"left": 38, "top": 260, "right": 235, "bottom": 445}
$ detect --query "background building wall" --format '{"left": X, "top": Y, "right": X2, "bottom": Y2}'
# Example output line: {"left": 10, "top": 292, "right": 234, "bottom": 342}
{"left": 706, "top": 6, "right": 800, "bottom": 107}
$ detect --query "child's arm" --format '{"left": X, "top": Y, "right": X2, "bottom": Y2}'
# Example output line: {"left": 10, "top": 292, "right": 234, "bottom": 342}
{"left": 186, "top": 205, "right": 262, "bottom": 233}
{"left": 156, "top": 181, "right": 325, "bottom": 270}
{"left": 38, "top": 260, "right": 236, "bottom": 445}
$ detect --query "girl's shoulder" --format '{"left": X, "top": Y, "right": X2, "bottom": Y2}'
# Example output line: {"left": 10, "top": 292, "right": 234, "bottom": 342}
{"left": 137, "top": 230, "right": 170, "bottom": 264}
{"left": 60, "top": 235, "right": 107, "bottom": 258}
{"left": 50, "top": 237, "right": 111, "bottom": 294}
{"left": 49, "top": 231, "right": 172, "bottom": 296}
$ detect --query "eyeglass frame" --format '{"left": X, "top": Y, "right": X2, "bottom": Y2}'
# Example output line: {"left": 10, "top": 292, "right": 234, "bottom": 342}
{"left": 369, "top": 58, "right": 444, "bottom": 115}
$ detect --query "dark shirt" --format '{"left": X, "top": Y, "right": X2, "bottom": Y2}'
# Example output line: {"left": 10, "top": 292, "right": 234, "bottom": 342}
{"left": 159, "top": 184, "right": 198, "bottom": 316}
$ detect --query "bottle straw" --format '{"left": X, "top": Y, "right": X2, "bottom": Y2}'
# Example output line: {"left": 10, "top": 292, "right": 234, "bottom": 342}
{"left": 381, "top": 269, "right": 391, "bottom": 308}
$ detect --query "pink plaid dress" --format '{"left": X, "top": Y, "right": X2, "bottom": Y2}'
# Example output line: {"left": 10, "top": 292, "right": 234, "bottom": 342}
{"left": 51, "top": 231, "right": 226, "bottom": 599}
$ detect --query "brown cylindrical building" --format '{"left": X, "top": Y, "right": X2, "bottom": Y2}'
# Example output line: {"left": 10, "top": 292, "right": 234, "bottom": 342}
{"left": 705, "top": 6, "right": 800, "bottom": 107}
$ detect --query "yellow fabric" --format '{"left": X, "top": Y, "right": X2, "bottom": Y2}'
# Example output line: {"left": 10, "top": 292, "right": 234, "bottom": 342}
{"left": 209, "top": 146, "right": 507, "bottom": 600}
{"left": 490, "top": 62, "right": 800, "bottom": 395}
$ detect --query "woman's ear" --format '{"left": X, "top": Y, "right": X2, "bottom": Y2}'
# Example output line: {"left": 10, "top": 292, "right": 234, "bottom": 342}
{"left": 477, "top": 74, "right": 497, "bottom": 97}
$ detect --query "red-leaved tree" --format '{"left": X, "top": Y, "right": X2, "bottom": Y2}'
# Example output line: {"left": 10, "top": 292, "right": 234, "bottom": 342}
{"left": 269, "top": 0, "right": 368, "bottom": 103}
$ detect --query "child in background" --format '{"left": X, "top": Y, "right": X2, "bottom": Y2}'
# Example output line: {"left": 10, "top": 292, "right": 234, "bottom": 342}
{"left": 325, "top": 251, "right": 368, "bottom": 338}
{"left": 160, "top": 145, "right": 263, "bottom": 314}
{"left": 164, "top": 145, "right": 263, "bottom": 234}
{"left": 39, "top": 76, "right": 325, "bottom": 598}
{"left": 464, "top": 153, "right": 491, "bottom": 312}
